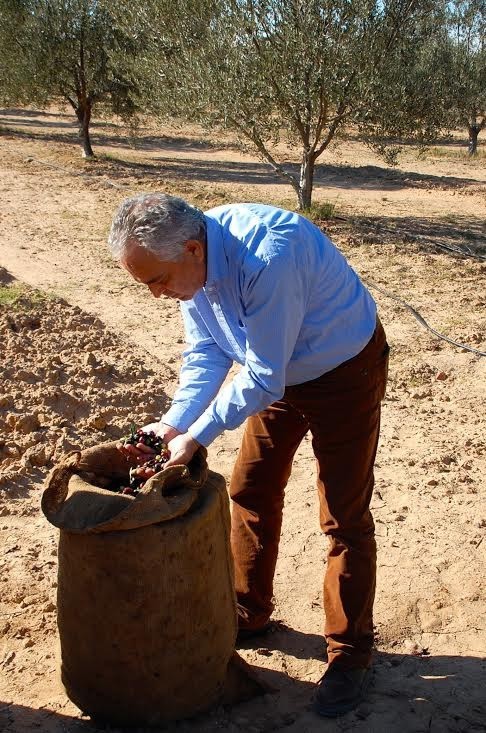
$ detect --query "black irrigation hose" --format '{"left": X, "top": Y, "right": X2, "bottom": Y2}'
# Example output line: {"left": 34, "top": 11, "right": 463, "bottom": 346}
{"left": 414, "top": 238, "right": 486, "bottom": 262}
{"left": 367, "top": 280, "right": 486, "bottom": 358}
{"left": 362, "top": 224, "right": 486, "bottom": 262}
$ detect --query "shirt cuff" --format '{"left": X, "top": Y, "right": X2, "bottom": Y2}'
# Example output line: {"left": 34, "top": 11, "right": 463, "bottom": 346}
{"left": 187, "top": 413, "right": 224, "bottom": 447}
{"left": 162, "top": 404, "right": 202, "bottom": 434}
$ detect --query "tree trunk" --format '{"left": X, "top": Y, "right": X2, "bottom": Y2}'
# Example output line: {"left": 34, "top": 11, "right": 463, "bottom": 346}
{"left": 468, "top": 125, "right": 480, "bottom": 156}
{"left": 298, "top": 152, "right": 315, "bottom": 210}
{"left": 76, "top": 102, "right": 94, "bottom": 158}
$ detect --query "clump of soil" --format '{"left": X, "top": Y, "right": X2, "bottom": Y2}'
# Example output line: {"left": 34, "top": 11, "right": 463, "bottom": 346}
{"left": 0, "top": 286, "right": 170, "bottom": 497}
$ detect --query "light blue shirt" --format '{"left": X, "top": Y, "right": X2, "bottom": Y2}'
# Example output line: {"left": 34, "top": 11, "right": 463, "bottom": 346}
{"left": 163, "top": 204, "right": 377, "bottom": 446}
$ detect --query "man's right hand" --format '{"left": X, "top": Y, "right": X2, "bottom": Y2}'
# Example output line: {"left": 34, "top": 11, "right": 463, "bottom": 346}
{"left": 117, "top": 422, "right": 182, "bottom": 464}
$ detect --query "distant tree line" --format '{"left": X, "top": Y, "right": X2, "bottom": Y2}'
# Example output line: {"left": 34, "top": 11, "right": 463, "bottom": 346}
{"left": 0, "top": 0, "right": 484, "bottom": 208}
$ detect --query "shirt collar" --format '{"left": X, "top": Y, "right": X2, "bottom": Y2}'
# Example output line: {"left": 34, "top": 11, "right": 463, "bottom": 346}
{"left": 204, "top": 214, "right": 229, "bottom": 290}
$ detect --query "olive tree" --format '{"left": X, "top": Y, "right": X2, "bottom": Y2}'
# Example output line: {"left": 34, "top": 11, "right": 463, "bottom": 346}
{"left": 0, "top": 0, "right": 147, "bottom": 157}
{"left": 147, "top": 0, "right": 443, "bottom": 209}
{"left": 444, "top": 0, "right": 485, "bottom": 154}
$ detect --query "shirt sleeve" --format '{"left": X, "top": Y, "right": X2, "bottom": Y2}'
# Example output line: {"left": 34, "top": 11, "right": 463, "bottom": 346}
{"left": 188, "top": 249, "right": 306, "bottom": 446}
{"left": 163, "top": 300, "right": 232, "bottom": 433}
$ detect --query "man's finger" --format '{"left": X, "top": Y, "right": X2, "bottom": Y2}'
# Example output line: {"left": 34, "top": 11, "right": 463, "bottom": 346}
{"left": 134, "top": 442, "right": 156, "bottom": 454}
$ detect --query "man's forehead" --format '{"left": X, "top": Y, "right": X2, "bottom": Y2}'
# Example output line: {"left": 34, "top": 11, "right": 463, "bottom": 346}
{"left": 121, "top": 240, "right": 169, "bottom": 282}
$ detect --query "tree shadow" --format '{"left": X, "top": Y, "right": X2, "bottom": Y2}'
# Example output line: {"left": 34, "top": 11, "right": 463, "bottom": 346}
{"left": 342, "top": 128, "right": 472, "bottom": 149}
{"left": 1, "top": 112, "right": 483, "bottom": 190}
{"left": 1, "top": 652, "right": 485, "bottom": 731}
{"left": 326, "top": 213, "right": 486, "bottom": 259}
{"left": 0, "top": 107, "right": 73, "bottom": 119}
{"left": 313, "top": 162, "right": 483, "bottom": 191}
{"left": 125, "top": 154, "right": 483, "bottom": 191}
{"left": 0, "top": 115, "right": 234, "bottom": 154}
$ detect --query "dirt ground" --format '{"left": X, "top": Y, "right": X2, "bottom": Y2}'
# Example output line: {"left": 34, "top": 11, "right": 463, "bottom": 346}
{"left": 0, "top": 108, "right": 485, "bottom": 733}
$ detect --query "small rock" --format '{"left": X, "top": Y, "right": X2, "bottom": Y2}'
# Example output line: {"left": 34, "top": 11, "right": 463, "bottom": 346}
{"left": 83, "top": 352, "right": 98, "bottom": 367}
{"left": 0, "top": 394, "right": 13, "bottom": 408}
{"left": 88, "top": 414, "right": 107, "bottom": 430}
{"left": 55, "top": 436, "right": 80, "bottom": 455}
{"left": 22, "top": 445, "right": 52, "bottom": 467}
{"left": 20, "top": 595, "right": 37, "bottom": 608}
{"left": 403, "top": 639, "right": 420, "bottom": 655}
{"left": 2, "top": 650, "right": 15, "bottom": 667}
{"left": 436, "top": 371, "right": 448, "bottom": 381}
{"left": 16, "top": 369, "right": 36, "bottom": 383}
{"left": 23, "top": 638, "right": 34, "bottom": 649}
{"left": 43, "top": 601, "right": 56, "bottom": 613}
{"left": 7, "top": 413, "right": 40, "bottom": 434}
{"left": 427, "top": 479, "right": 439, "bottom": 486}
{"left": 1, "top": 621, "right": 11, "bottom": 635}
{"left": 45, "top": 370, "right": 60, "bottom": 385}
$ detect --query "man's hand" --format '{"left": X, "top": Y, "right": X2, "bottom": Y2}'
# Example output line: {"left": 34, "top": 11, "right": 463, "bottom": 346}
{"left": 164, "top": 433, "right": 200, "bottom": 468}
{"left": 141, "top": 422, "right": 182, "bottom": 443}
{"left": 117, "top": 422, "right": 182, "bottom": 464}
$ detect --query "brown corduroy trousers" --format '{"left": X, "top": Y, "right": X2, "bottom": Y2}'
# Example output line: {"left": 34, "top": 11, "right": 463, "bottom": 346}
{"left": 230, "top": 320, "right": 389, "bottom": 669}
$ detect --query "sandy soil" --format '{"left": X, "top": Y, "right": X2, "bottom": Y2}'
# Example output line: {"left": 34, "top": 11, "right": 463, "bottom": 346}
{"left": 0, "top": 108, "right": 485, "bottom": 732}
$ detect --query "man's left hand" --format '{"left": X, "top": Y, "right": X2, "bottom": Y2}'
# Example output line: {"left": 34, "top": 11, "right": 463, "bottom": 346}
{"left": 164, "top": 433, "right": 200, "bottom": 468}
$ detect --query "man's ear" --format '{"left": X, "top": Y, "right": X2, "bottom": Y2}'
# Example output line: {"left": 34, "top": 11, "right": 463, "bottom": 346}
{"left": 184, "top": 239, "right": 206, "bottom": 262}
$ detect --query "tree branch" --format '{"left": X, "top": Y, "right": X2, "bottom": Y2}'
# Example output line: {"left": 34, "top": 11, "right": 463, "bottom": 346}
{"left": 314, "top": 102, "right": 349, "bottom": 159}
{"left": 312, "top": 88, "right": 329, "bottom": 152}
{"left": 228, "top": 115, "right": 300, "bottom": 194}
{"left": 63, "top": 94, "right": 78, "bottom": 111}
{"left": 247, "top": 28, "right": 307, "bottom": 142}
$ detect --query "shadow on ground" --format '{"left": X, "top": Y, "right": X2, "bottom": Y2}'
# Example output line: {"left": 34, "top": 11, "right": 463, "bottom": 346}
{"left": 325, "top": 214, "right": 486, "bottom": 260}
{"left": 0, "top": 111, "right": 234, "bottom": 154}
{"left": 99, "top": 154, "right": 482, "bottom": 192}
{"left": 1, "top": 652, "right": 485, "bottom": 732}
{"left": 1, "top": 111, "right": 484, "bottom": 192}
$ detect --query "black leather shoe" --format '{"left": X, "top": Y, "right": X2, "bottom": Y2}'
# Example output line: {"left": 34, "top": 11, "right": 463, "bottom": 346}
{"left": 314, "top": 665, "right": 372, "bottom": 717}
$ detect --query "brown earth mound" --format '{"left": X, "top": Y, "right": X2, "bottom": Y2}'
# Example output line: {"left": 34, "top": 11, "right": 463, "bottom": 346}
{"left": 0, "top": 284, "right": 170, "bottom": 498}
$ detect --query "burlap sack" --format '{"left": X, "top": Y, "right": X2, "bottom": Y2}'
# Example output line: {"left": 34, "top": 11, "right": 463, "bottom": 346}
{"left": 42, "top": 442, "right": 261, "bottom": 726}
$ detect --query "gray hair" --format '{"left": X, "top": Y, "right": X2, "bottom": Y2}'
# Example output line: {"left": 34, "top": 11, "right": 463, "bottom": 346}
{"left": 107, "top": 193, "right": 206, "bottom": 262}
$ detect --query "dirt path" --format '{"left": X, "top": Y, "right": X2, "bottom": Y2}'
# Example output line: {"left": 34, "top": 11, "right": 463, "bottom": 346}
{"left": 1, "top": 110, "right": 485, "bottom": 732}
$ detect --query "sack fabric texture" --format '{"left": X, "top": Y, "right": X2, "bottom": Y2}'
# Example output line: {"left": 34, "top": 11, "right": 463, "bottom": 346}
{"left": 42, "top": 442, "right": 256, "bottom": 726}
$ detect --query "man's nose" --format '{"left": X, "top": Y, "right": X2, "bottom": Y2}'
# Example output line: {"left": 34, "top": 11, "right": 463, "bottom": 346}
{"left": 148, "top": 283, "right": 163, "bottom": 298}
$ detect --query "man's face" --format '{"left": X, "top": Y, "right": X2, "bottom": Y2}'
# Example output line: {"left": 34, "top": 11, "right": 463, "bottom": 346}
{"left": 121, "top": 238, "right": 206, "bottom": 301}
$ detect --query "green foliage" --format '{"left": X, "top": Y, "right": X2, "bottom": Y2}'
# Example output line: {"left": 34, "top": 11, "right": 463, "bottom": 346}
{"left": 143, "top": 0, "right": 452, "bottom": 208}
{"left": 0, "top": 0, "right": 150, "bottom": 156}
{"left": 0, "top": 283, "right": 52, "bottom": 308}
{"left": 0, "top": 284, "right": 25, "bottom": 306}
{"left": 389, "top": 0, "right": 486, "bottom": 154}
{"left": 303, "top": 201, "right": 338, "bottom": 223}
{"left": 442, "top": 0, "right": 485, "bottom": 153}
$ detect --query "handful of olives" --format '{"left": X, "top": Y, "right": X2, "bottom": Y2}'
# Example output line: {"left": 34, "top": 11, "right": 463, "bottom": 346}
{"left": 117, "top": 426, "right": 171, "bottom": 496}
